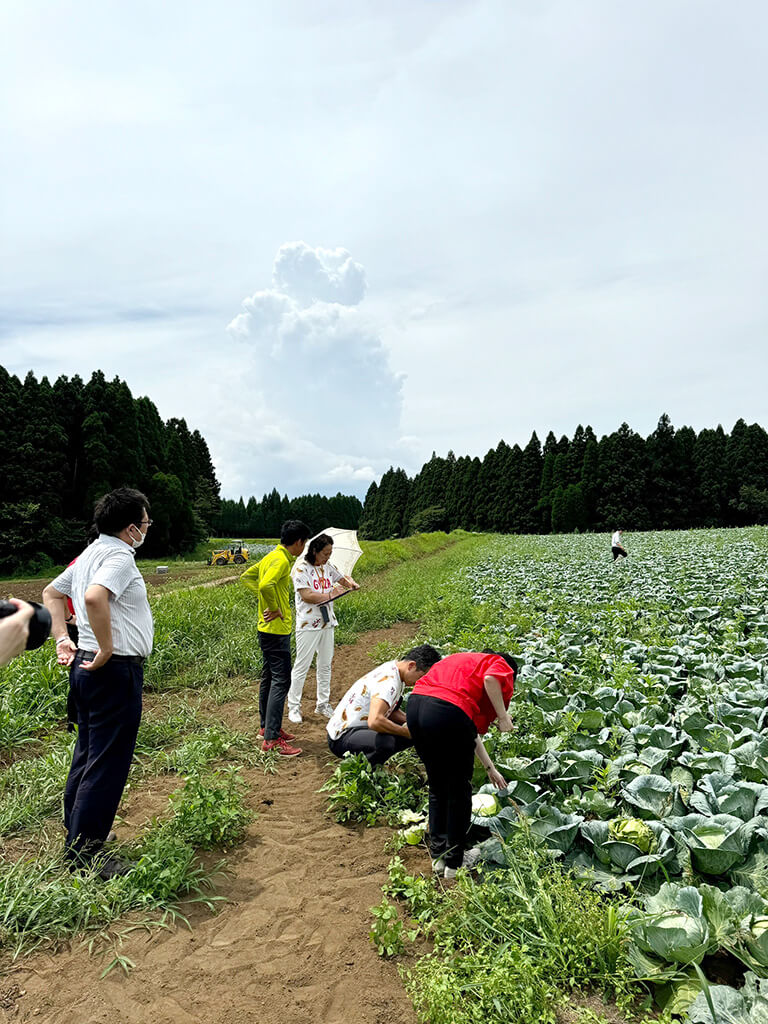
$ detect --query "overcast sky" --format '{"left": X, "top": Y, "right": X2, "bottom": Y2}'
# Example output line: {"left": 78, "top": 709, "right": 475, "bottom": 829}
{"left": 1, "top": 1, "right": 767, "bottom": 500}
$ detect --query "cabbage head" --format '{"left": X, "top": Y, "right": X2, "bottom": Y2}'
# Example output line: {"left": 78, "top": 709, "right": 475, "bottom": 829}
{"left": 402, "top": 824, "right": 425, "bottom": 845}
{"left": 632, "top": 884, "right": 711, "bottom": 966}
{"left": 682, "top": 814, "right": 752, "bottom": 876}
{"left": 472, "top": 793, "right": 500, "bottom": 818}
{"left": 687, "top": 971, "right": 768, "bottom": 1024}
{"left": 609, "top": 818, "right": 656, "bottom": 856}
{"left": 740, "top": 914, "right": 768, "bottom": 970}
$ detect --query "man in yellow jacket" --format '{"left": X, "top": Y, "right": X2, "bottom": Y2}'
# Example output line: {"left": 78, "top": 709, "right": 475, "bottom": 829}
{"left": 241, "top": 520, "right": 311, "bottom": 756}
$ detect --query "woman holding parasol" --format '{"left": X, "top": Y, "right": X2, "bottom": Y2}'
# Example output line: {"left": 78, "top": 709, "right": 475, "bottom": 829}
{"left": 287, "top": 530, "right": 361, "bottom": 722}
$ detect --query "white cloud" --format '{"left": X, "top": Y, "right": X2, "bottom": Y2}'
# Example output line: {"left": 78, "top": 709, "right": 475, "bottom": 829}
{"left": 272, "top": 242, "right": 367, "bottom": 307}
{"left": 217, "top": 241, "right": 403, "bottom": 495}
{"left": 326, "top": 464, "right": 377, "bottom": 483}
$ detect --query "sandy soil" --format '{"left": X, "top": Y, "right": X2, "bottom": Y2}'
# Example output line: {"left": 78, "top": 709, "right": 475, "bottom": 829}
{"left": 2, "top": 624, "right": 423, "bottom": 1024}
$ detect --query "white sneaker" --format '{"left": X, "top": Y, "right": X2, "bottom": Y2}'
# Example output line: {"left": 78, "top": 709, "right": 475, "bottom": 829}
{"left": 443, "top": 866, "right": 458, "bottom": 881}
{"left": 287, "top": 709, "right": 303, "bottom": 724}
{"left": 431, "top": 857, "right": 446, "bottom": 877}
{"left": 315, "top": 702, "right": 334, "bottom": 719}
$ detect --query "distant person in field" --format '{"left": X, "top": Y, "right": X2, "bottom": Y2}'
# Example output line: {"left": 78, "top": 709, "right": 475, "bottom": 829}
{"left": 611, "top": 529, "right": 628, "bottom": 560}
{"left": 42, "top": 487, "right": 154, "bottom": 880}
{"left": 327, "top": 645, "right": 442, "bottom": 766}
{"left": 287, "top": 533, "right": 360, "bottom": 724}
{"left": 241, "top": 519, "right": 311, "bottom": 757}
{"left": 406, "top": 650, "right": 516, "bottom": 880}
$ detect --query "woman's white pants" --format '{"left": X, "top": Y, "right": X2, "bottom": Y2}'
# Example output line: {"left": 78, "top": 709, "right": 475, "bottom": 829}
{"left": 288, "top": 628, "right": 335, "bottom": 712}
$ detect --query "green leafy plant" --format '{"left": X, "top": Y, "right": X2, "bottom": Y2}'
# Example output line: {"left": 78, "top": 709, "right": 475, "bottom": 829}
{"left": 321, "top": 752, "right": 425, "bottom": 827}
{"left": 369, "top": 898, "right": 412, "bottom": 957}
{"left": 169, "top": 767, "right": 252, "bottom": 849}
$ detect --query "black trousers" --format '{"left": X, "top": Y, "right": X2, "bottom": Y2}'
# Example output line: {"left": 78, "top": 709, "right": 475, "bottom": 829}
{"left": 327, "top": 726, "right": 413, "bottom": 767}
{"left": 65, "top": 623, "right": 79, "bottom": 731}
{"left": 612, "top": 546, "right": 628, "bottom": 560}
{"left": 406, "top": 693, "right": 477, "bottom": 869}
{"left": 258, "top": 632, "right": 292, "bottom": 740}
{"left": 64, "top": 653, "right": 143, "bottom": 859}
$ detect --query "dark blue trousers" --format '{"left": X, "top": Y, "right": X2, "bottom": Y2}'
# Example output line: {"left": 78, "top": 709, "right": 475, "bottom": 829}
{"left": 64, "top": 654, "right": 143, "bottom": 859}
{"left": 258, "top": 632, "right": 292, "bottom": 740}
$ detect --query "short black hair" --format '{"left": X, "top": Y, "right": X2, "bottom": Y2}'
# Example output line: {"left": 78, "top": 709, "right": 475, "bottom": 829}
{"left": 94, "top": 487, "right": 150, "bottom": 537}
{"left": 403, "top": 644, "right": 442, "bottom": 672}
{"left": 482, "top": 648, "right": 518, "bottom": 675}
{"left": 281, "top": 520, "right": 311, "bottom": 546}
{"left": 306, "top": 533, "right": 333, "bottom": 565}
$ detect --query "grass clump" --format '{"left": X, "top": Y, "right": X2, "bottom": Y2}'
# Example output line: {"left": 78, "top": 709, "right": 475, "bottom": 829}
{"left": 0, "top": 765, "right": 251, "bottom": 961}
{"left": 168, "top": 766, "right": 252, "bottom": 849}
{"left": 0, "top": 647, "right": 67, "bottom": 751}
{"left": 402, "top": 835, "right": 642, "bottom": 1024}
{"left": 321, "top": 752, "right": 426, "bottom": 827}
{"left": 0, "top": 735, "right": 73, "bottom": 836}
{"left": 354, "top": 532, "right": 465, "bottom": 578}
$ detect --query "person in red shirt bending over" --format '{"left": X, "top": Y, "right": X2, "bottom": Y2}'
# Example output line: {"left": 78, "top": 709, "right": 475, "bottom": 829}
{"left": 406, "top": 649, "right": 517, "bottom": 880}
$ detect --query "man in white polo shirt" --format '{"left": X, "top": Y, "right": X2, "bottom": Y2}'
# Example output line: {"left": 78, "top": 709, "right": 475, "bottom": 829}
{"left": 43, "top": 487, "right": 154, "bottom": 879}
{"left": 326, "top": 645, "right": 441, "bottom": 766}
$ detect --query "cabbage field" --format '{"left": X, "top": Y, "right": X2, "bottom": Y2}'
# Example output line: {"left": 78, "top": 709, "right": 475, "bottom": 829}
{"left": 419, "top": 528, "right": 768, "bottom": 1022}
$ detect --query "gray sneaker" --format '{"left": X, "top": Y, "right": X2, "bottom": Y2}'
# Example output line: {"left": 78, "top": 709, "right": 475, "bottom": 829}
{"left": 462, "top": 846, "right": 483, "bottom": 869}
{"left": 315, "top": 702, "right": 334, "bottom": 719}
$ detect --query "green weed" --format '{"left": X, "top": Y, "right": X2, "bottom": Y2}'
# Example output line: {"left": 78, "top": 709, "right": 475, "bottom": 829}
{"left": 369, "top": 898, "right": 415, "bottom": 957}
{"left": 321, "top": 752, "right": 426, "bottom": 827}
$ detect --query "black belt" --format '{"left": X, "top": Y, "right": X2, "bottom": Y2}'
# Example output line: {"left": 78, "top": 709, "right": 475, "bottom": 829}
{"left": 76, "top": 650, "right": 146, "bottom": 665}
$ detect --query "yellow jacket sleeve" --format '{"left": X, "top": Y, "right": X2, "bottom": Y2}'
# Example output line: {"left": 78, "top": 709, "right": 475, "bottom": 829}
{"left": 240, "top": 561, "right": 260, "bottom": 597}
{"left": 257, "top": 552, "right": 285, "bottom": 610}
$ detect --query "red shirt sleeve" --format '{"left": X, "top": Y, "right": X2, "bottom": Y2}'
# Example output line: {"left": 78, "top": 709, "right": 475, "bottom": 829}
{"left": 65, "top": 558, "right": 76, "bottom": 616}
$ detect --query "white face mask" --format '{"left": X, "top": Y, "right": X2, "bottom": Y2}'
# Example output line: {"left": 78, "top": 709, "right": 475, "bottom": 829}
{"left": 128, "top": 524, "right": 146, "bottom": 550}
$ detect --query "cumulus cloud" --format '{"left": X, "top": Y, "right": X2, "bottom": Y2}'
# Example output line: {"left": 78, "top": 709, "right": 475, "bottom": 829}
{"left": 222, "top": 242, "right": 402, "bottom": 495}
{"left": 326, "top": 463, "right": 377, "bottom": 482}
{"left": 272, "top": 242, "right": 367, "bottom": 307}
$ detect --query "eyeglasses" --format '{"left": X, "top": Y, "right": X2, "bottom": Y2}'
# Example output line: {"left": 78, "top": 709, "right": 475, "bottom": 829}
{"left": 138, "top": 519, "right": 153, "bottom": 527}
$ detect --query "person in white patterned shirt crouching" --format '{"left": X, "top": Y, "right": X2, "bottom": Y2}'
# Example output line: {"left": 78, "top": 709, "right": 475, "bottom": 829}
{"left": 326, "top": 645, "right": 441, "bottom": 766}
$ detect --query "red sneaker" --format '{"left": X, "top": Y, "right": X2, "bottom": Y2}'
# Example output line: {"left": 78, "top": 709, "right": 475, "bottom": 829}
{"left": 262, "top": 738, "right": 302, "bottom": 757}
{"left": 258, "top": 727, "right": 295, "bottom": 741}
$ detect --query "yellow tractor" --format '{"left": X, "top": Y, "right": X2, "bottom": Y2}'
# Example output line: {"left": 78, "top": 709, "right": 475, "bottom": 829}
{"left": 207, "top": 541, "right": 250, "bottom": 566}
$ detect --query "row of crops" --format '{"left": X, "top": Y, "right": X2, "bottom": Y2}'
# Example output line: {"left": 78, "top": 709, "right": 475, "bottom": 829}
{"left": 426, "top": 530, "right": 768, "bottom": 1022}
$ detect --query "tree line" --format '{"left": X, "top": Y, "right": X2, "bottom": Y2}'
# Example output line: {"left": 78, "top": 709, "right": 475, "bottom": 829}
{"left": 0, "top": 367, "right": 221, "bottom": 572}
{"left": 216, "top": 491, "right": 363, "bottom": 538}
{"left": 360, "top": 415, "right": 768, "bottom": 539}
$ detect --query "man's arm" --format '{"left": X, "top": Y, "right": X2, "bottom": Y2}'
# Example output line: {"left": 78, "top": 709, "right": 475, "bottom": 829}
{"left": 42, "top": 583, "right": 77, "bottom": 666}
{"left": 367, "top": 697, "right": 410, "bottom": 739}
{"left": 239, "top": 561, "right": 260, "bottom": 597}
{"left": 81, "top": 585, "right": 114, "bottom": 671}
{"left": 257, "top": 557, "right": 285, "bottom": 620}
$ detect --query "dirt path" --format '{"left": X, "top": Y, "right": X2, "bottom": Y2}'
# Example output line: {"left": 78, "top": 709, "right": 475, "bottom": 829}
{"left": 5, "top": 623, "right": 423, "bottom": 1024}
